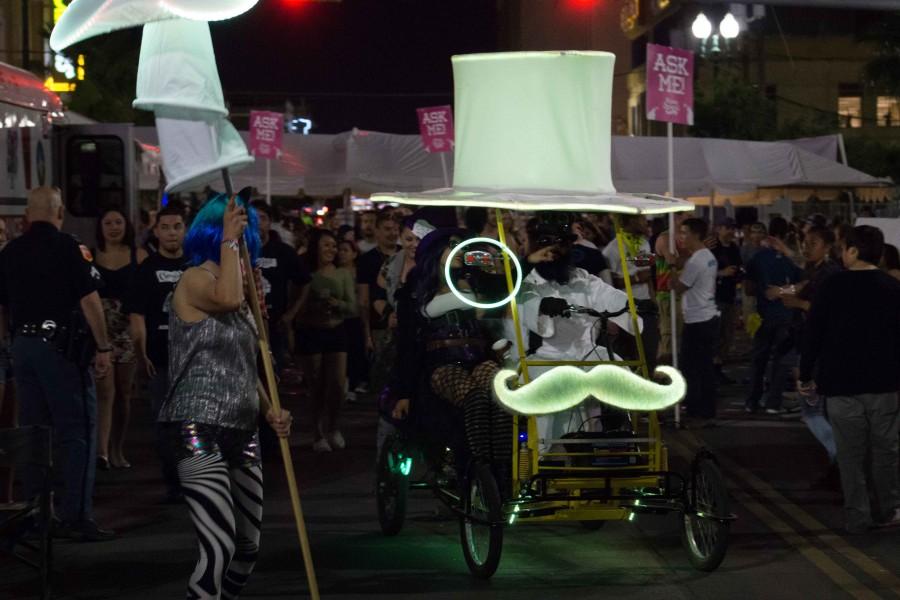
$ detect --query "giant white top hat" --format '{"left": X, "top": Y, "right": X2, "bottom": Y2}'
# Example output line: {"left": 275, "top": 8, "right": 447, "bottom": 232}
{"left": 372, "top": 51, "right": 693, "bottom": 215}
{"left": 50, "top": 0, "right": 259, "bottom": 52}
{"left": 132, "top": 19, "right": 253, "bottom": 193}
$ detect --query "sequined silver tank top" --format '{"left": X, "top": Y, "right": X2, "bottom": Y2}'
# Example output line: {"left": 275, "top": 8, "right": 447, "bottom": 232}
{"left": 159, "top": 296, "right": 259, "bottom": 430}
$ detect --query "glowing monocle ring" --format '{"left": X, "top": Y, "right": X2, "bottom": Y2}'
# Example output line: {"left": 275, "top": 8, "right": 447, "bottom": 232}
{"left": 444, "top": 237, "right": 522, "bottom": 309}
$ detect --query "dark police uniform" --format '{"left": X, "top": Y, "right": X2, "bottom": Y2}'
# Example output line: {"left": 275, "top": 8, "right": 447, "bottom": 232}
{"left": 0, "top": 221, "right": 100, "bottom": 525}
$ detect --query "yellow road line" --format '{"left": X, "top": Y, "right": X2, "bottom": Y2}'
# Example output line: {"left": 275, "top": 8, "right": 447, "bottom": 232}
{"left": 678, "top": 432, "right": 900, "bottom": 598}
{"left": 668, "top": 438, "right": 882, "bottom": 600}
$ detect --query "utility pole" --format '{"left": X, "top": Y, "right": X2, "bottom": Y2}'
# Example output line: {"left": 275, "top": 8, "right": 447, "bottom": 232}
{"left": 21, "top": 0, "right": 29, "bottom": 71}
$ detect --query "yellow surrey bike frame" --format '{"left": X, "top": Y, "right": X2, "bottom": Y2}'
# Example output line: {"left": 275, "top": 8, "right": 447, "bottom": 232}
{"left": 495, "top": 209, "right": 669, "bottom": 525}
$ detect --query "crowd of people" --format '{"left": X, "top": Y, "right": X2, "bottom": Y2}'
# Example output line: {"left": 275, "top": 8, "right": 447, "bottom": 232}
{"left": 0, "top": 188, "right": 897, "bottom": 589}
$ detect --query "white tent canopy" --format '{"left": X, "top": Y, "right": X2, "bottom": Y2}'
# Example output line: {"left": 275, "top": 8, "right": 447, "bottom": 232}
{"left": 612, "top": 136, "right": 888, "bottom": 199}
{"left": 133, "top": 128, "right": 889, "bottom": 201}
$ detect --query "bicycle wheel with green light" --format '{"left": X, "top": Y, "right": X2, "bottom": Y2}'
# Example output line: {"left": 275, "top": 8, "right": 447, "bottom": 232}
{"left": 376, "top": 434, "right": 411, "bottom": 536}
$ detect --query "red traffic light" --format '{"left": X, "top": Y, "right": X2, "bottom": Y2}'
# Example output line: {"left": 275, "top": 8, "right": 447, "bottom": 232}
{"left": 565, "top": 0, "right": 598, "bottom": 10}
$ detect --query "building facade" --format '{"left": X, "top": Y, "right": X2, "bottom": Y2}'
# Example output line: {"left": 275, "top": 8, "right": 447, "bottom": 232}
{"left": 503, "top": 1, "right": 900, "bottom": 144}
{"left": 624, "top": 2, "right": 897, "bottom": 142}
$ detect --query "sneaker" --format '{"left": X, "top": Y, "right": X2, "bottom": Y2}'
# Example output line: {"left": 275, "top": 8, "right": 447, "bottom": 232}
{"left": 312, "top": 438, "right": 332, "bottom": 453}
{"left": 346, "top": 390, "right": 357, "bottom": 403}
{"left": 874, "top": 508, "right": 900, "bottom": 530}
{"left": 353, "top": 383, "right": 369, "bottom": 394}
{"left": 54, "top": 519, "right": 116, "bottom": 542}
{"left": 330, "top": 431, "right": 346, "bottom": 450}
{"left": 765, "top": 407, "right": 787, "bottom": 415}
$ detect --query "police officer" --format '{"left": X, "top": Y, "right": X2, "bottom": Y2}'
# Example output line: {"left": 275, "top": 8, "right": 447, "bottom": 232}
{"left": 0, "top": 187, "right": 115, "bottom": 541}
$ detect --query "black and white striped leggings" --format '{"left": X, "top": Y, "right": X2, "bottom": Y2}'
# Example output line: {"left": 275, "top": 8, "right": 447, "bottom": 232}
{"left": 171, "top": 424, "right": 264, "bottom": 600}
{"left": 178, "top": 453, "right": 263, "bottom": 599}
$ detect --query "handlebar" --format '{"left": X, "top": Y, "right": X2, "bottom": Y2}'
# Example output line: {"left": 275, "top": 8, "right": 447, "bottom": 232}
{"left": 565, "top": 305, "right": 629, "bottom": 319}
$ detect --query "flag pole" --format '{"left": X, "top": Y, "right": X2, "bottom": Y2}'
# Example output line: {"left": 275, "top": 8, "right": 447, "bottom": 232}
{"left": 222, "top": 169, "right": 321, "bottom": 600}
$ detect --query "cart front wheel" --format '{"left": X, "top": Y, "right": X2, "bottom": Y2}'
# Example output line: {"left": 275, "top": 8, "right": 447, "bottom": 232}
{"left": 376, "top": 434, "right": 410, "bottom": 536}
{"left": 459, "top": 462, "right": 503, "bottom": 578}
{"left": 681, "top": 457, "right": 730, "bottom": 571}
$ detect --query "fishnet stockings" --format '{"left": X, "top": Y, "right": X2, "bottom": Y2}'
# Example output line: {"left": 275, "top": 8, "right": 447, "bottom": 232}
{"left": 429, "top": 361, "right": 513, "bottom": 495}
{"left": 430, "top": 361, "right": 499, "bottom": 407}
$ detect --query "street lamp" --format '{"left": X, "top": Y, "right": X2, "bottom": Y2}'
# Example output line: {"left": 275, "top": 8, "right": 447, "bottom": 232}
{"left": 691, "top": 13, "right": 713, "bottom": 39}
{"left": 719, "top": 13, "right": 740, "bottom": 39}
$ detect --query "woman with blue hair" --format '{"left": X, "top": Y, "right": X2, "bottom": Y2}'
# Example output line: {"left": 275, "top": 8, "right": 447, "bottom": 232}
{"left": 158, "top": 193, "right": 292, "bottom": 600}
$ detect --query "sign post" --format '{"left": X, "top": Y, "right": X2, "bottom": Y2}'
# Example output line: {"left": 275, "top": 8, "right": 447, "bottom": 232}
{"left": 416, "top": 105, "right": 454, "bottom": 187}
{"left": 249, "top": 110, "right": 284, "bottom": 204}
{"left": 646, "top": 43, "right": 694, "bottom": 426}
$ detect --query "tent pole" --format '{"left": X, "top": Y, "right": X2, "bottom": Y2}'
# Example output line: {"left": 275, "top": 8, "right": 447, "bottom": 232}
{"left": 266, "top": 158, "right": 272, "bottom": 205}
{"left": 439, "top": 153, "right": 450, "bottom": 188}
{"left": 666, "top": 122, "right": 680, "bottom": 427}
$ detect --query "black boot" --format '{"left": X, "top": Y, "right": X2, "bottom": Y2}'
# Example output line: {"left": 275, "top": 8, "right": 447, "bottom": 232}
{"left": 463, "top": 389, "right": 492, "bottom": 462}
{"left": 490, "top": 402, "right": 514, "bottom": 499}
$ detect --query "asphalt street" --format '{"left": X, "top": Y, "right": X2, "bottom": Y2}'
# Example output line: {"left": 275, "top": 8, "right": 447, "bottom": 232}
{"left": 2, "top": 358, "right": 899, "bottom": 599}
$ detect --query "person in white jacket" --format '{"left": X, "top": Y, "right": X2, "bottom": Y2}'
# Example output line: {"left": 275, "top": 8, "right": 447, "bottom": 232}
{"left": 517, "top": 214, "right": 642, "bottom": 451}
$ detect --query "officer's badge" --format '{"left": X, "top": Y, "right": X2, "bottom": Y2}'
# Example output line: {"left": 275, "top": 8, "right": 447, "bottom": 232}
{"left": 79, "top": 244, "right": 93, "bottom": 262}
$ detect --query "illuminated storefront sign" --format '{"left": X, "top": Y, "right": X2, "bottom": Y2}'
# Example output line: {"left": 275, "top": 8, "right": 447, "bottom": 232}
{"left": 46, "top": 1, "right": 84, "bottom": 93}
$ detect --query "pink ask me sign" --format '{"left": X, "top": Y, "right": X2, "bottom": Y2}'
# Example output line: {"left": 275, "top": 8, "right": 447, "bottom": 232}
{"left": 646, "top": 44, "right": 694, "bottom": 126}
{"left": 249, "top": 110, "right": 283, "bottom": 160}
{"left": 417, "top": 105, "right": 454, "bottom": 153}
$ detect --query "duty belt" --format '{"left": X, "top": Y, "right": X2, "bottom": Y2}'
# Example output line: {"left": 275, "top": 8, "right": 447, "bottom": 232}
{"left": 16, "top": 320, "right": 59, "bottom": 340}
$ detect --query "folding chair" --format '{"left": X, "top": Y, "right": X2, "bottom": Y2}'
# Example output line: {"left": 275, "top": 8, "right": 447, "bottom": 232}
{"left": 0, "top": 426, "right": 53, "bottom": 600}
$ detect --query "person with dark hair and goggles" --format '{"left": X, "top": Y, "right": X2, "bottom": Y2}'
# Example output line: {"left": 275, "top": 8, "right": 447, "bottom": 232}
{"left": 389, "top": 228, "right": 514, "bottom": 492}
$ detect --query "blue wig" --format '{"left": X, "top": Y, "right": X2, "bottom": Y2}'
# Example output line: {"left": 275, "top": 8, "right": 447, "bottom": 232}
{"left": 183, "top": 193, "right": 262, "bottom": 266}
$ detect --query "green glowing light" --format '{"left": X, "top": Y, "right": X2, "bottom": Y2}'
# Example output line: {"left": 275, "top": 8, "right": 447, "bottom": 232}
{"left": 400, "top": 457, "right": 413, "bottom": 477}
{"left": 493, "top": 365, "right": 686, "bottom": 415}
{"left": 628, "top": 512, "right": 636, "bottom": 522}
{"left": 444, "top": 237, "right": 522, "bottom": 309}
{"left": 509, "top": 505, "right": 520, "bottom": 526}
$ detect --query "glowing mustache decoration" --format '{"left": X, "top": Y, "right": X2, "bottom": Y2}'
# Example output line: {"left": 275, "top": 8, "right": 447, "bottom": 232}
{"left": 493, "top": 365, "right": 686, "bottom": 415}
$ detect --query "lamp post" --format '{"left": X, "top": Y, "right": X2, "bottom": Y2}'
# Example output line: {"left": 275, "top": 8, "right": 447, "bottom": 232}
{"left": 719, "top": 13, "right": 740, "bottom": 39}
{"left": 692, "top": 12, "right": 713, "bottom": 40}
{"left": 692, "top": 10, "right": 742, "bottom": 58}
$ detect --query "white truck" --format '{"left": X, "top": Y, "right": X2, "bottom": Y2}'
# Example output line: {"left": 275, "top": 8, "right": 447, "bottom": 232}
{"left": 0, "top": 60, "right": 144, "bottom": 245}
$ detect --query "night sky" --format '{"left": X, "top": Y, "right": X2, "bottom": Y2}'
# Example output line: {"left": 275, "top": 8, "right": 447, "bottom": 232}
{"left": 212, "top": 0, "right": 500, "bottom": 134}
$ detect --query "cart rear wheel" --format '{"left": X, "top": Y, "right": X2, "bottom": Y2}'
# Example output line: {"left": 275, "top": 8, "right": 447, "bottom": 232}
{"left": 459, "top": 462, "right": 503, "bottom": 578}
{"left": 376, "top": 434, "right": 409, "bottom": 536}
{"left": 681, "top": 457, "right": 730, "bottom": 571}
